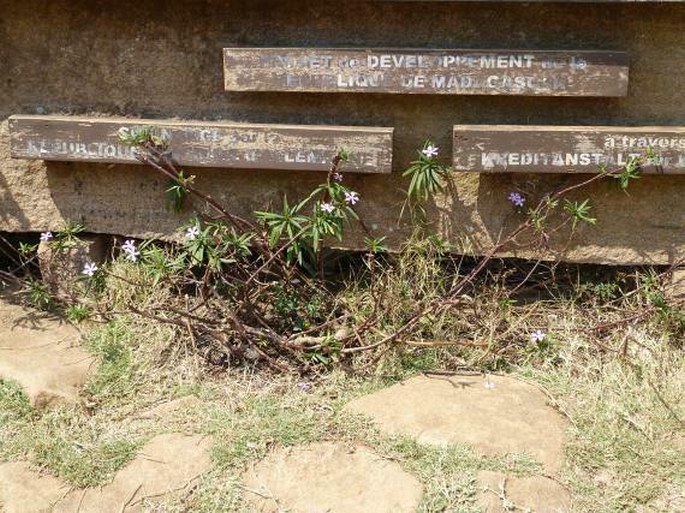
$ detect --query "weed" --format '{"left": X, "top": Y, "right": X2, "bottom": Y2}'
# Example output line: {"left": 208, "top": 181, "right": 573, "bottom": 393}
{"left": 403, "top": 140, "right": 450, "bottom": 203}
{"left": 30, "top": 408, "right": 139, "bottom": 487}
{"left": 519, "top": 332, "right": 685, "bottom": 512}
{"left": 85, "top": 320, "right": 138, "bottom": 403}
{"left": 64, "top": 303, "right": 91, "bottom": 323}
{"left": 9, "top": 130, "right": 661, "bottom": 375}
{"left": 208, "top": 392, "right": 326, "bottom": 472}
{"left": 26, "top": 279, "right": 53, "bottom": 310}
{"left": 51, "top": 221, "right": 85, "bottom": 251}
{"left": 0, "top": 380, "right": 33, "bottom": 427}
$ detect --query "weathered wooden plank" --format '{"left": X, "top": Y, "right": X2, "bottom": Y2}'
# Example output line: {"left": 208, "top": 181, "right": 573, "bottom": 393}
{"left": 8, "top": 116, "right": 394, "bottom": 174}
{"left": 379, "top": 1, "right": 679, "bottom": 3}
{"left": 223, "top": 48, "right": 629, "bottom": 97}
{"left": 453, "top": 125, "right": 685, "bottom": 174}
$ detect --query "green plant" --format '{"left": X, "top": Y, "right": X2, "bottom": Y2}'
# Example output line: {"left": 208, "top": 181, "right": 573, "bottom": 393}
{"left": 52, "top": 221, "right": 85, "bottom": 250}
{"left": 64, "top": 303, "right": 91, "bottom": 323}
{"left": 0, "top": 380, "right": 33, "bottom": 426}
{"left": 27, "top": 279, "right": 53, "bottom": 310}
{"left": 364, "top": 236, "right": 388, "bottom": 255}
{"left": 613, "top": 155, "right": 642, "bottom": 190}
{"left": 638, "top": 270, "right": 685, "bottom": 340}
{"left": 256, "top": 150, "right": 360, "bottom": 269}
{"left": 32, "top": 426, "right": 138, "bottom": 488}
{"left": 139, "top": 242, "right": 187, "bottom": 286}
{"left": 14, "top": 128, "right": 665, "bottom": 374}
{"left": 18, "top": 241, "right": 38, "bottom": 257}
{"left": 564, "top": 199, "right": 597, "bottom": 229}
{"left": 85, "top": 320, "right": 138, "bottom": 402}
{"left": 166, "top": 170, "right": 192, "bottom": 213}
{"left": 403, "top": 140, "right": 450, "bottom": 203}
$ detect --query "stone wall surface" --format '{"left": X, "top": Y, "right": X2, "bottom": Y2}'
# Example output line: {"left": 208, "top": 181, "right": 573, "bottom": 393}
{"left": 1, "top": 0, "right": 684, "bottom": 264}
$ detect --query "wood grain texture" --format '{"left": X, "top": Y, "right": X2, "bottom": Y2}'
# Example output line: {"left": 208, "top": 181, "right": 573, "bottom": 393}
{"left": 9, "top": 116, "right": 394, "bottom": 174}
{"left": 379, "top": 1, "right": 677, "bottom": 3}
{"left": 224, "top": 48, "right": 629, "bottom": 97}
{"left": 453, "top": 125, "right": 685, "bottom": 174}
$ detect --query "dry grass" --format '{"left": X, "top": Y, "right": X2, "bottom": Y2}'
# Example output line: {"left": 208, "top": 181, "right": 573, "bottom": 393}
{"left": 0, "top": 256, "right": 683, "bottom": 511}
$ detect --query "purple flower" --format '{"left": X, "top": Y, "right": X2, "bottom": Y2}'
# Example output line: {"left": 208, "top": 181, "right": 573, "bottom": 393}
{"left": 530, "top": 330, "right": 546, "bottom": 343}
{"left": 185, "top": 226, "right": 201, "bottom": 240}
{"left": 297, "top": 382, "right": 313, "bottom": 393}
{"left": 82, "top": 262, "right": 98, "bottom": 277}
{"left": 320, "top": 202, "right": 335, "bottom": 214}
{"left": 40, "top": 232, "right": 53, "bottom": 242}
{"left": 121, "top": 240, "right": 139, "bottom": 262}
{"left": 508, "top": 191, "right": 526, "bottom": 208}
{"left": 422, "top": 145, "right": 439, "bottom": 158}
{"left": 344, "top": 191, "right": 360, "bottom": 205}
{"left": 332, "top": 172, "right": 343, "bottom": 183}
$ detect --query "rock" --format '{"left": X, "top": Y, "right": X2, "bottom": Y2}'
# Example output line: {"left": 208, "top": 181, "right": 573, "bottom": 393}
{"left": 477, "top": 470, "right": 572, "bottom": 513}
{"left": 53, "top": 433, "right": 212, "bottom": 513}
{"left": 0, "top": 462, "right": 70, "bottom": 513}
{"left": 242, "top": 442, "right": 423, "bottom": 513}
{"left": 0, "top": 296, "right": 94, "bottom": 408}
{"left": 136, "top": 396, "right": 202, "bottom": 419}
{"left": 345, "top": 374, "right": 567, "bottom": 473}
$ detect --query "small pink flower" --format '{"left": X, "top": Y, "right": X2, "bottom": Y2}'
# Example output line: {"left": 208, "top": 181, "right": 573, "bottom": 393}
{"left": 82, "top": 262, "right": 98, "bottom": 277}
{"left": 297, "top": 382, "right": 313, "bottom": 392}
{"left": 530, "top": 330, "right": 546, "bottom": 343}
{"left": 121, "top": 240, "right": 139, "bottom": 262}
{"left": 422, "top": 145, "right": 439, "bottom": 158}
{"left": 332, "top": 172, "right": 343, "bottom": 182}
{"left": 40, "top": 232, "right": 53, "bottom": 242}
{"left": 320, "top": 202, "right": 335, "bottom": 214}
{"left": 185, "top": 226, "right": 201, "bottom": 240}
{"left": 344, "top": 191, "right": 359, "bottom": 205}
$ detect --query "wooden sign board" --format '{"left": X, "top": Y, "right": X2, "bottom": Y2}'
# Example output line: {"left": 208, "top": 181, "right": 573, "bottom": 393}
{"left": 379, "top": 1, "right": 678, "bottom": 3}
{"left": 453, "top": 125, "right": 685, "bottom": 174}
{"left": 9, "top": 116, "right": 394, "bottom": 174}
{"left": 223, "top": 48, "right": 629, "bottom": 97}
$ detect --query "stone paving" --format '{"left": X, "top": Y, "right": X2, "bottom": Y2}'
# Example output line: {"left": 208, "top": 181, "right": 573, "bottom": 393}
{"left": 0, "top": 434, "right": 211, "bottom": 513}
{"left": 243, "top": 441, "right": 424, "bottom": 513}
{"left": 243, "top": 373, "right": 571, "bottom": 512}
{"left": 345, "top": 373, "right": 568, "bottom": 473}
{"left": 0, "top": 295, "right": 94, "bottom": 409}
{"left": 0, "top": 296, "right": 572, "bottom": 511}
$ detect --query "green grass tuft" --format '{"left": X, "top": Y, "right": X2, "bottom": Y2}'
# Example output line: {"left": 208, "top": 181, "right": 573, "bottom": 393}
{"left": 84, "top": 319, "right": 139, "bottom": 403}
{"left": 0, "top": 379, "right": 33, "bottom": 426}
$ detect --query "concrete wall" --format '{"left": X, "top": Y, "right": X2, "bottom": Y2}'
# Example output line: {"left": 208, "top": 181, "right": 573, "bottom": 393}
{"left": 1, "top": 0, "right": 683, "bottom": 264}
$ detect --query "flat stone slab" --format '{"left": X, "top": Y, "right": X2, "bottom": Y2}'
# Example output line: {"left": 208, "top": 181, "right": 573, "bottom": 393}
{"left": 345, "top": 374, "right": 567, "bottom": 473}
{"left": 136, "top": 395, "right": 202, "bottom": 419}
{"left": 242, "top": 442, "right": 423, "bottom": 513}
{"left": 0, "top": 462, "right": 70, "bottom": 513}
{"left": 0, "top": 296, "right": 94, "bottom": 408}
{"left": 0, "top": 434, "right": 211, "bottom": 513}
{"left": 53, "top": 433, "right": 212, "bottom": 512}
{"left": 477, "top": 471, "right": 572, "bottom": 513}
